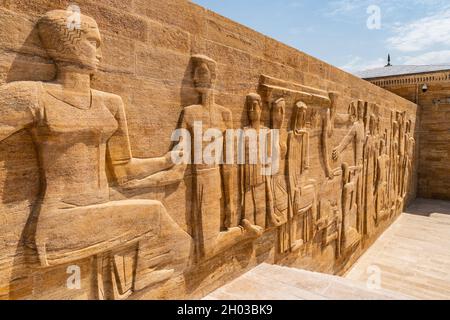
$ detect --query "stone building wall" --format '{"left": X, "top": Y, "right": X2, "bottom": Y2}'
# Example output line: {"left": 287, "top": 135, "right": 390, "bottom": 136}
{"left": 367, "top": 72, "right": 450, "bottom": 200}
{"left": 0, "top": 0, "right": 418, "bottom": 300}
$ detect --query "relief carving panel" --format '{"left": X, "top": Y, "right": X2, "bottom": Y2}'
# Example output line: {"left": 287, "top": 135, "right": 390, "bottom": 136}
{"left": 0, "top": 9, "right": 418, "bottom": 300}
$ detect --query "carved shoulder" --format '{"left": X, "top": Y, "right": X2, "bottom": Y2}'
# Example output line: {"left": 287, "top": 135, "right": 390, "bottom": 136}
{"left": 93, "top": 90, "right": 124, "bottom": 116}
{"left": 0, "top": 81, "right": 44, "bottom": 117}
{"left": 0, "top": 81, "right": 44, "bottom": 141}
{"left": 181, "top": 104, "right": 202, "bottom": 127}
{"left": 0, "top": 80, "right": 43, "bottom": 102}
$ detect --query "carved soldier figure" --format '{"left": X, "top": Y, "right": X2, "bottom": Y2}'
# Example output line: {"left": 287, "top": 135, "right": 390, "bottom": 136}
{"left": 179, "top": 55, "right": 262, "bottom": 261}
{"left": 287, "top": 102, "right": 318, "bottom": 252}
{"left": 0, "top": 10, "right": 192, "bottom": 299}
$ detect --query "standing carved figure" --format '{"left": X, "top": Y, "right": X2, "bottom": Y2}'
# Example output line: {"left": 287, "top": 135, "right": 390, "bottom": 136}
{"left": 322, "top": 92, "right": 340, "bottom": 179}
{"left": 402, "top": 120, "right": 415, "bottom": 200}
{"left": 397, "top": 111, "right": 407, "bottom": 209}
{"left": 362, "top": 114, "right": 378, "bottom": 236}
{"left": 240, "top": 93, "right": 271, "bottom": 229}
{"left": 287, "top": 102, "right": 318, "bottom": 251}
{"left": 267, "top": 98, "right": 290, "bottom": 252}
{"left": 332, "top": 101, "right": 365, "bottom": 233}
{"left": 390, "top": 120, "right": 400, "bottom": 217}
{"left": 179, "top": 55, "right": 262, "bottom": 261}
{"left": 0, "top": 10, "right": 192, "bottom": 299}
{"left": 340, "top": 163, "right": 362, "bottom": 253}
{"left": 375, "top": 139, "right": 390, "bottom": 225}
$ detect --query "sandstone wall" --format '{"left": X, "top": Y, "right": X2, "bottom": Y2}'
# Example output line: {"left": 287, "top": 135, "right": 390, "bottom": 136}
{"left": 0, "top": 0, "right": 418, "bottom": 300}
{"left": 389, "top": 81, "right": 450, "bottom": 200}
{"left": 370, "top": 73, "right": 450, "bottom": 200}
{"left": 417, "top": 83, "right": 450, "bottom": 200}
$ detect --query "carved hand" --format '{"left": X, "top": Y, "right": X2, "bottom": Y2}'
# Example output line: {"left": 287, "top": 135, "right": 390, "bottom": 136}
{"left": 121, "top": 163, "right": 187, "bottom": 190}
{"left": 166, "top": 150, "right": 184, "bottom": 166}
{"left": 332, "top": 147, "right": 340, "bottom": 161}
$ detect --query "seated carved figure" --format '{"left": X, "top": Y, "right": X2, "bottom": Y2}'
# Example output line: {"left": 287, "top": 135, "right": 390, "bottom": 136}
{"left": 0, "top": 10, "right": 192, "bottom": 298}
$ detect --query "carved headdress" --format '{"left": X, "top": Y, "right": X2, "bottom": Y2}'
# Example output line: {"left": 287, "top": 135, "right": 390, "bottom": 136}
{"left": 38, "top": 9, "right": 99, "bottom": 63}
{"left": 191, "top": 54, "right": 217, "bottom": 82}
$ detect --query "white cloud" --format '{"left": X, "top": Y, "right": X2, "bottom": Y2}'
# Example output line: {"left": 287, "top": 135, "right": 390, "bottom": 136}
{"left": 340, "top": 56, "right": 386, "bottom": 73}
{"left": 400, "top": 50, "right": 450, "bottom": 65}
{"left": 327, "top": 0, "right": 362, "bottom": 16}
{"left": 326, "top": 0, "right": 450, "bottom": 16}
{"left": 387, "top": 9, "right": 450, "bottom": 52}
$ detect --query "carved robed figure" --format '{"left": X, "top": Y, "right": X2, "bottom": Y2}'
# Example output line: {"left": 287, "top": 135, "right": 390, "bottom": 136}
{"left": 287, "top": 102, "right": 318, "bottom": 252}
{"left": 178, "top": 55, "right": 262, "bottom": 261}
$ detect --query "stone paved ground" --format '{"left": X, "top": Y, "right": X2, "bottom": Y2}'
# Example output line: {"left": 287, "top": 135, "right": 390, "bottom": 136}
{"left": 205, "top": 198, "right": 450, "bottom": 300}
{"left": 204, "top": 263, "right": 412, "bottom": 300}
{"left": 346, "top": 198, "right": 450, "bottom": 300}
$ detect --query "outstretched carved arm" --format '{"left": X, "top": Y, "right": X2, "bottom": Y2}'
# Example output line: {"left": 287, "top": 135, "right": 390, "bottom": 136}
{"left": 332, "top": 125, "right": 356, "bottom": 160}
{"left": 108, "top": 98, "right": 185, "bottom": 188}
{"left": 113, "top": 153, "right": 176, "bottom": 182}
{"left": 119, "top": 161, "right": 187, "bottom": 189}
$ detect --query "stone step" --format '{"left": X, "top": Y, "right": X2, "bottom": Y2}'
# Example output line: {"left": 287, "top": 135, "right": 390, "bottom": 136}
{"left": 204, "top": 263, "right": 414, "bottom": 300}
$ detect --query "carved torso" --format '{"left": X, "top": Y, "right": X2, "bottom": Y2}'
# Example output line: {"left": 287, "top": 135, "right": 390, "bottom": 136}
{"left": 1, "top": 82, "right": 130, "bottom": 208}
{"left": 182, "top": 103, "right": 232, "bottom": 171}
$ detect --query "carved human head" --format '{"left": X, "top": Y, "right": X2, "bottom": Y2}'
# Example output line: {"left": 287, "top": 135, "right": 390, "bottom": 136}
{"left": 271, "top": 98, "right": 286, "bottom": 129}
{"left": 38, "top": 10, "right": 102, "bottom": 74}
{"left": 294, "top": 101, "right": 308, "bottom": 130}
{"left": 246, "top": 93, "right": 262, "bottom": 125}
{"left": 192, "top": 55, "right": 217, "bottom": 94}
{"left": 397, "top": 111, "right": 406, "bottom": 126}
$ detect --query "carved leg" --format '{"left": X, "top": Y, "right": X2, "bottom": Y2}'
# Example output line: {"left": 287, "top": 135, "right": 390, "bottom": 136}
{"left": 134, "top": 203, "right": 192, "bottom": 292}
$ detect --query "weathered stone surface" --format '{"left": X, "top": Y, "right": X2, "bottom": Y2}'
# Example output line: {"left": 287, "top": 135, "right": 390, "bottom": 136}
{"left": 367, "top": 72, "right": 450, "bottom": 200}
{"left": 0, "top": 0, "right": 418, "bottom": 300}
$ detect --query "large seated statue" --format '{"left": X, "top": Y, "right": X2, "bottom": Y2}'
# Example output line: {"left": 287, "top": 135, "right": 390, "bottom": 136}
{"left": 0, "top": 10, "right": 192, "bottom": 299}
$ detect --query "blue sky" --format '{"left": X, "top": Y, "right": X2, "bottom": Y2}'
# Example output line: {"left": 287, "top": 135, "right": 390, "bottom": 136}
{"left": 192, "top": 0, "right": 450, "bottom": 74}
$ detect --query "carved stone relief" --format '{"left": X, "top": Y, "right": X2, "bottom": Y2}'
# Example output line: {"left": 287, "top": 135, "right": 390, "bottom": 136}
{"left": 0, "top": 10, "right": 418, "bottom": 300}
{"left": 178, "top": 55, "right": 262, "bottom": 262}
